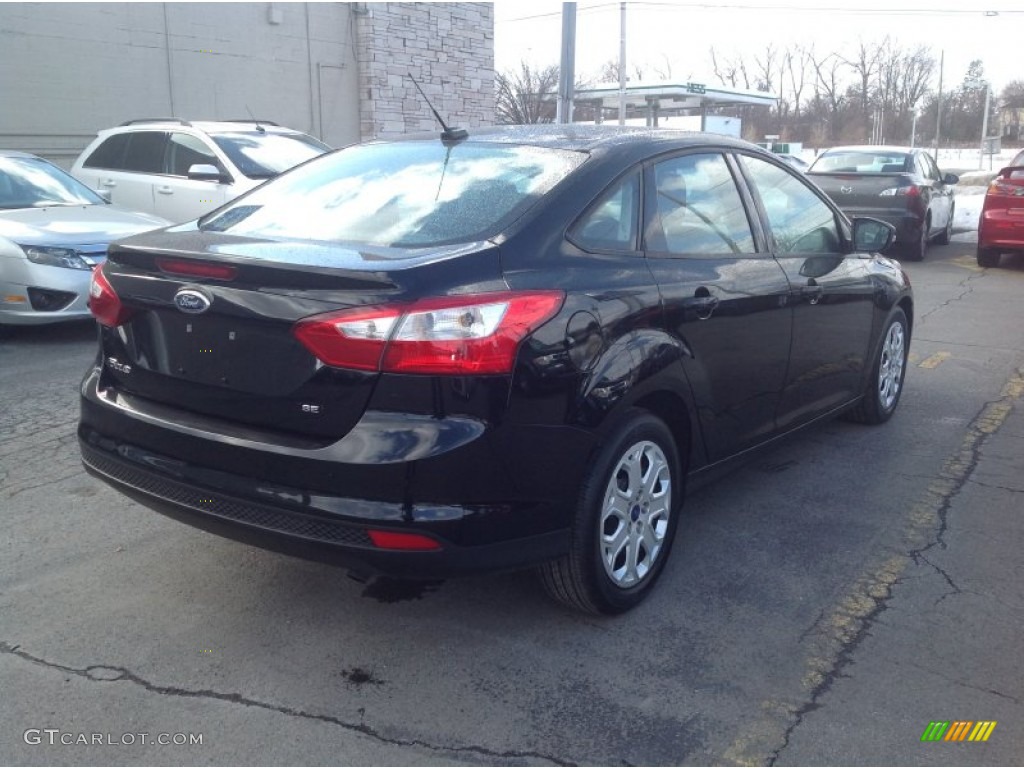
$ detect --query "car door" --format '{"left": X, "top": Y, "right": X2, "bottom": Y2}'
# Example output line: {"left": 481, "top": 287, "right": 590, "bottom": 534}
{"left": 920, "top": 151, "right": 954, "bottom": 233}
{"left": 642, "top": 150, "right": 793, "bottom": 461}
{"left": 155, "top": 132, "right": 234, "bottom": 223}
{"left": 735, "top": 152, "right": 877, "bottom": 430}
{"left": 92, "top": 131, "right": 166, "bottom": 214}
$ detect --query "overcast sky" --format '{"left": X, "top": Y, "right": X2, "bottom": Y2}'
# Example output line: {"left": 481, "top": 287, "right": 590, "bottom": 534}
{"left": 493, "top": 1, "right": 1023, "bottom": 96}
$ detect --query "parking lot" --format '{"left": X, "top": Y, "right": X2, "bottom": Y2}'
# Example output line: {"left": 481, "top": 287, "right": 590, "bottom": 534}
{"left": 2, "top": 235, "right": 1023, "bottom": 765}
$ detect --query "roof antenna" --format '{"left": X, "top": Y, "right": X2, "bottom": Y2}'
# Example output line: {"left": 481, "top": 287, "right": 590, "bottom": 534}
{"left": 245, "top": 105, "right": 266, "bottom": 133}
{"left": 407, "top": 73, "right": 468, "bottom": 143}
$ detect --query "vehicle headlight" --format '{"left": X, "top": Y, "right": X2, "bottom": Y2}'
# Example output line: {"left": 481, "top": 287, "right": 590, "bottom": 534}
{"left": 22, "top": 246, "right": 94, "bottom": 270}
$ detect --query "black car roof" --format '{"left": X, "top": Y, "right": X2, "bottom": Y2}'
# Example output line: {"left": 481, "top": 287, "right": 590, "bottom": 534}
{"left": 374, "top": 124, "right": 757, "bottom": 153}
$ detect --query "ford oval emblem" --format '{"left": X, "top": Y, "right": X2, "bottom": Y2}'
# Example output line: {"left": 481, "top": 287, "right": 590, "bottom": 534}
{"left": 174, "top": 289, "right": 211, "bottom": 314}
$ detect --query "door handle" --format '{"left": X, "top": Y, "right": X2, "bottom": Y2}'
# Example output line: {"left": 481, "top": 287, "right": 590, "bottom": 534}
{"left": 157, "top": 186, "right": 174, "bottom": 195}
{"left": 682, "top": 292, "right": 720, "bottom": 320}
{"left": 101, "top": 179, "right": 117, "bottom": 188}
{"left": 800, "top": 281, "right": 824, "bottom": 305}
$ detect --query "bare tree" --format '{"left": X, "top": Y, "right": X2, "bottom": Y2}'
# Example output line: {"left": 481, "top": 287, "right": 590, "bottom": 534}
{"left": 783, "top": 45, "right": 813, "bottom": 119}
{"left": 709, "top": 48, "right": 751, "bottom": 90}
{"left": 596, "top": 58, "right": 647, "bottom": 85}
{"left": 843, "top": 39, "right": 884, "bottom": 141}
{"left": 1000, "top": 80, "right": 1024, "bottom": 140}
{"left": 495, "top": 62, "right": 559, "bottom": 124}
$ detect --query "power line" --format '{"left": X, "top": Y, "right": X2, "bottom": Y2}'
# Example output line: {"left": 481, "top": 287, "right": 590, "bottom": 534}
{"left": 502, "top": 2, "right": 1022, "bottom": 21}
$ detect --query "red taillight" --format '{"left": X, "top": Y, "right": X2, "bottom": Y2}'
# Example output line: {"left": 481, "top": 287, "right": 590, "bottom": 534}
{"left": 293, "top": 291, "right": 564, "bottom": 375}
{"left": 367, "top": 530, "right": 442, "bottom": 551}
{"left": 88, "top": 264, "right": 135, "bottom": 327}
{"left": 879, "top": 184, "right": 920, "bottom": 198}
{"left": 156, "top": 258, "right": 238, "bottom": 280}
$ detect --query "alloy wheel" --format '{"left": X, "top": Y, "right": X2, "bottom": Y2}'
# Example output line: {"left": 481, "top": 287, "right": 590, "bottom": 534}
{"left": 599, "top": 440, "right": 672, "bottom": 588}
{"left": 878, "top": 320, "right": 906, "bottom": 412}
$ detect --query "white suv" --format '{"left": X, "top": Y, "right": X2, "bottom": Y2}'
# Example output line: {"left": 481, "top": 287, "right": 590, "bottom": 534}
{"left": 71, "top": 119, "right": 331, "bottom": 223}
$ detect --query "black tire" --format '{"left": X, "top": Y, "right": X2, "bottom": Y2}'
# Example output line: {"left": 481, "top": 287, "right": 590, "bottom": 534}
{"left": 902, "top": 220, "right": 928, "bottom": 262}
{"left": 977, "top": 247, "right": 1000, "bottom": 268}
{"left": 539, "top": 409, "right": 683, "bottom": 614}
{"left": 845, "top": 308, "right": 909, "bottom": 425}
{"left": 936, "top": 206, "right": 953, "bottom": 245}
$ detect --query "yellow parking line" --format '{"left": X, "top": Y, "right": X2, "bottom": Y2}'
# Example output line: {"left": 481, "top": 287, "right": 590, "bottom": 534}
{"left": 918, "top": 352, "right": 951, "bottom": 369}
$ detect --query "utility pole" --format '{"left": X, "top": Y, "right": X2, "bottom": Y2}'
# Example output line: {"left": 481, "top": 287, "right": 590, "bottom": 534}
{"left": 979, "top": 83, "right": 991, "bottom": 170}
{"left": 618, "top": 2, "right": 626, "bottom": 125}
{"left": 934, "top": 50, "right": 944, "bottom": 160}
{"left": 556, "top": 2, "right": 577, "bottom": 124}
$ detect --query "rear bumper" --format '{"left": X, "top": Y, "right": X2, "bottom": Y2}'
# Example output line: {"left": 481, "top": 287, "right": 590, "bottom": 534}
{"left": 80, "top": 434, "right": 570, "bottom": 579}
{"left": 979, "top": 211, "right": 1024, "bottom": 251}
{"left": 835, "top": 207, "right": 923, "bottom": 245}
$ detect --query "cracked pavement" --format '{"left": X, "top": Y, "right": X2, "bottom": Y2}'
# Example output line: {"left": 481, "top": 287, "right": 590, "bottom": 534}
{"left": 2, "top": 240, "right": 1023, "bottom": 765}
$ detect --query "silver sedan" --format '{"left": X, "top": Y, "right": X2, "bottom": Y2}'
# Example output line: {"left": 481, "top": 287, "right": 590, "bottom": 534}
{"left": 1, "top": 151, "right": 168, "bottom": 326}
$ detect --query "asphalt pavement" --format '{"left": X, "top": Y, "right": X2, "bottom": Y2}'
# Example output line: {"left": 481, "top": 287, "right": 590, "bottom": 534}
{"left": 1, "top": 237, "right": 1022, "bottom": 766}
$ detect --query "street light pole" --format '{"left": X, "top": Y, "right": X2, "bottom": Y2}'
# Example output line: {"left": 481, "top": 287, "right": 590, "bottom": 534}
{"left": 556, "top": 2, "right": 577, "bottom": 125}
{"left": 934, "top": 50, "right": 944, "bottom": 160}
{"left": 618, "top": 2, "right": 626, "bottom": 126}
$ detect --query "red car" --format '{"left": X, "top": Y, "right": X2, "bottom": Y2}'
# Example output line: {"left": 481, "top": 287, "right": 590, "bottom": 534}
{"left": 978, "top": 149, "right": 1024, "bottom": 267}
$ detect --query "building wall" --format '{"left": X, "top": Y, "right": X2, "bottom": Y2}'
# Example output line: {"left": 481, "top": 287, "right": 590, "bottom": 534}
{"left": 355, "top": 3, "right": 493, "bottom": 140}
{"left": 0, "top": 2, "right": 494, "bottom": 168}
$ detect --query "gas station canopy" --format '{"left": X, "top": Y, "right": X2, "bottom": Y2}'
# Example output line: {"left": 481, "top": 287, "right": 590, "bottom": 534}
{"left": 571, "top": 80, "right": 779, "bottom": 125}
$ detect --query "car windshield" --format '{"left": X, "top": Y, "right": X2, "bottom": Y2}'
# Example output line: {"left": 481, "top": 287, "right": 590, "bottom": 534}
{"left": 211, "top": 132, "right": 331, "bottom": 179}
{"left": 810, "top": 151, "right": 909, "bottom": 174}
{"left": 0, "top": 155, "right": 105, "bottom": 209}
{"left": 200, "top": 140, "right": 587, "bottom": 248}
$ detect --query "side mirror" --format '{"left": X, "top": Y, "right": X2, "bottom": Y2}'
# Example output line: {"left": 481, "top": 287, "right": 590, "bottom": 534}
{"left": 187, "top": 164, "right": 229, "bottom": 183}
{"left": 852, "top": 217, "right": 895, "bottom": 253}
{"left": 94, "top": 189, "right": 112, "bottom": 203}
{"left": 943, "top": 173, "right": 959, "bottom": 185}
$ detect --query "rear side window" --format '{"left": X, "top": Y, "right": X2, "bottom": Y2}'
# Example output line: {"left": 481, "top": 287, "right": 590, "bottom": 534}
{"left": 739, "top": 155, "right": 842, "bottom": 255}
{"left": 200, "top": 141, "right": 586, "bottom": 250}
{"left": 571, "top": 171, "right": 640, "bottom": 251}
{"left": 122, "top": 132, "right": 167, "bottom": 173}
{"left": 82, "top": 133, "right": 131, "bottom": 170}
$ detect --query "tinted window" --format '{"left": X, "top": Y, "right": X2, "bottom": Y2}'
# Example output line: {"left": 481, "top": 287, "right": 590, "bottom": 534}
{"left": 82, "top": 133, "right": 131, "bottom": 170}
{"left": 200, "top": 141, "right": 586, "bottom": 250}
{"left": 572, "top": 172, "right": 640, "bottom": 251}
{"left": 739, "top": 155, "right": 842, "bottom": 254}
{"left": 211, "top": 132, "right": 330, "bottom": 179}
{"left": 646, "top": 153, "right": 755, "bottom": 255}
{"left": 0, "top": 155, "right": 104, "bottom": 209}
{"left": 166, "top": 133, "right": 222, "bottom": 177}
{"left": 123, "top": 132, "right": 168, "bottom": 173}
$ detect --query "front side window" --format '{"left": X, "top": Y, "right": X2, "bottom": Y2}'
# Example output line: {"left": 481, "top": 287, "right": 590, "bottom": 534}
{"left": 739, "top": 155, "right": 842, "bottom": 255}
{"left": 645, "top": 153, "right": 756, "bottom": 255}
{"left": 200, "top": 141, "right": 587, "bottom": 251}
{"left": 166, "top": 133, "right": 222, "bottom": 177}
{"left": 571, "top": 171, "right": 640, "bottom": 251}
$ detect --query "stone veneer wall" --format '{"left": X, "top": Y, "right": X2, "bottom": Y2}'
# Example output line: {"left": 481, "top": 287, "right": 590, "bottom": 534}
{"left": 355, "top": 3, "right": 494, "bottom": 140}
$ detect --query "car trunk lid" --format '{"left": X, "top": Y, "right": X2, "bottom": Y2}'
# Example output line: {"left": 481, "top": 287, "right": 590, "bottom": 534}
{"left": 96, "top": 231, "right": 505, "bottom": 440}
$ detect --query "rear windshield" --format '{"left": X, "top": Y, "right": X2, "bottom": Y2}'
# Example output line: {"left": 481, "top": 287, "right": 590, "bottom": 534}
{"left": 200, "top": 140, "right": 586, "bottom": 247}
{"left": 810, "top": 151, "right": 910, "bottom": 174}
{"left": 211, "top": 132, "right": 330, "bottom": 179}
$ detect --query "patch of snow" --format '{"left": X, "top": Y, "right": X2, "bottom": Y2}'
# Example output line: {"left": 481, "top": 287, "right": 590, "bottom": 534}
{"left": 953, "top": 185, "right": 986, "bottom": 232}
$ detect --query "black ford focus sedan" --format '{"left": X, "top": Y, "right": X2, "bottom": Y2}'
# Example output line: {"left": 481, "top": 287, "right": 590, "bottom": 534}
{"left": 79, "top": 126, "right": 911, "bottom": 614}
